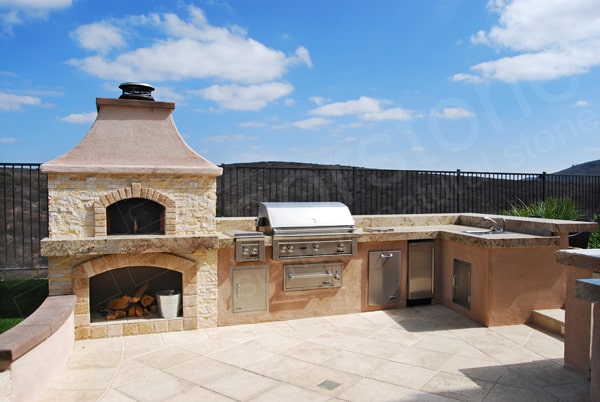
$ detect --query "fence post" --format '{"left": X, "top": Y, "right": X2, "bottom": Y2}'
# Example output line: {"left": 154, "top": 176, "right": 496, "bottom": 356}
{"left": 542, "top": 171, "right": 547, "bottom": 202}
{"left": 456, "top": 169, "right": 461, "bottom": 213}
{"left": 352, "top": 167, "right": 357, "bottom": 214}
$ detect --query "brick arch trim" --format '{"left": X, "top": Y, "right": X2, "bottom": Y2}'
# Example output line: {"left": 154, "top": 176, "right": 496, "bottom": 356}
{"left": 72, "top": 253, "right": 196, "bottom": 279}
{"left": 93, "top": 182, "right": 176, "bottom": 236}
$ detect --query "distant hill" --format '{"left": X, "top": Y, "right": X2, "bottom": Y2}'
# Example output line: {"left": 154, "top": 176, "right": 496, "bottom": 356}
{"left": 220, "top": 161, "right": 359, "bottom": 169}
{"left": 224, "top": 160, "right": 600, "bottom": 175}
{"left": 555, "top": 160, "right": 600, "bottom": 175}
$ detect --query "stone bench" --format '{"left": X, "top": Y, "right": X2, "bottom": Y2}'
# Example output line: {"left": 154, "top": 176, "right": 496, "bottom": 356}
{"left": 0, "top": 295, "right": 76, "bottom": 401}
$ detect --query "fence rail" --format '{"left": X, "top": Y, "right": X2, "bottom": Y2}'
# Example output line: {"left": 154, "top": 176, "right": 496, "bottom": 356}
{"left": 3, "top": 163, "right": 600, "bottom": 272}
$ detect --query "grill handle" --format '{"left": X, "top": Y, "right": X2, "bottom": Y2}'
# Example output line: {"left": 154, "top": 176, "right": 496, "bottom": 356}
{"left": 288, "top": 271, "right": 332, "bottom": 280}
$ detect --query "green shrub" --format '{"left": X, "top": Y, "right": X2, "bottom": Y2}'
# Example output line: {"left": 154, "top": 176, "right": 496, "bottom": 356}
{"left": 589, "top": 231, "right": 600, "bottom": 249}
{"left": 503, "top": 197, "right": 581, "bottom": 220}
{"left": 0, "top": 279, "right": 48, "bottom": 333}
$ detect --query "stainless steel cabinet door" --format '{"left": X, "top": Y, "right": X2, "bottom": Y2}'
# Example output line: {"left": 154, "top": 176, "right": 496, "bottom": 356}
{"left": 408, "top": 241, "right": 434, "bottom": 300}
{"left": 368, "top": 250, "right": 401, "bottom": 305}
{"left": 452, "top": 259, "right": 471, "bottom": 310}
{"left": 232, "top": 266, "right": 268, "bottom": 313}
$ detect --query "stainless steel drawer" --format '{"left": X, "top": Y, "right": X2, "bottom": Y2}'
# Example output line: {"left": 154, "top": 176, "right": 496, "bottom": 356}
{"left": 283, "top": 262, "right": 343, "bottom": 291}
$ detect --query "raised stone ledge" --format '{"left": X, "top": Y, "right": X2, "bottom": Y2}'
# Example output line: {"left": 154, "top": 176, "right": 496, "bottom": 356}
{"left": 556, "top": 249, "right": 600, "bottom": 270}
{"left": 41, "top": 235, "right": 218, "bottom": 256}
{"left": 0, "top": 295, "right": 76, "bottom": 369}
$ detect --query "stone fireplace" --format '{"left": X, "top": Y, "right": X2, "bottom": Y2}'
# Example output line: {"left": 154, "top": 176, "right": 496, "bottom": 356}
{"left": 41, "top": 83, "right": 222, "bottom": 339}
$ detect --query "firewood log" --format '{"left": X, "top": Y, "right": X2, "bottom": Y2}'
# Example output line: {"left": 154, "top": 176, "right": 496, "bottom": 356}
{"left": 128, "top": 304, "right": 137, "bottom": 317}
{"left": 132, "top": 283, "right": 150, "bottom": 303}
{"left": 140, "top": 294, "right": 155, "bottom": 307}
{"left": 105, "top": 313, "right": 117, "bottom": 321}
{"left": 107, "top": 295, "right": 132, "bottom": 310}
{"left": 115, "top": 309, "right": 127, "bottom": 319}
{"left": 135, "top": 303, "right": 144, "bottom": 317}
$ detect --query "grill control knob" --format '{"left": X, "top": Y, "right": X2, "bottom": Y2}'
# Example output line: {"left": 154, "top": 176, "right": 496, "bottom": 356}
{"left": 288, "top": 245, "right": 294, "bottom": 253}
{"left": 251, "top": 247, "right": 258, "bottom": 256}
{"left": 280, "top": 245, "right": 287, "bottom": 254}
{"left": 337, "top": 243, "right": 345, "bottom": 252}
{"left": 242, "top": 247, "right": 250, "bottom": 255}
{"left": 312, "top": 243, "right": 319, "bottom": 252}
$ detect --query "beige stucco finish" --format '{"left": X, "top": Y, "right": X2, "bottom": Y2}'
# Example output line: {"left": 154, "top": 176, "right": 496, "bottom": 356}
{"left": 41, "top": 98, "right": 222, "bottom": 176}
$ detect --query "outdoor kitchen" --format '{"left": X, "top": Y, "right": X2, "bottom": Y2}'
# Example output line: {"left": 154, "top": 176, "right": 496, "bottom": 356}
{"left": 39, "top": 84, "right": 597, "bottom": 340}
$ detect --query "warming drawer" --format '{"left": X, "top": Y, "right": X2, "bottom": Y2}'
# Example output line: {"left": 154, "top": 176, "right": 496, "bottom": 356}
{"left": 284, "top": 262, "right": 343, "bottom": 291}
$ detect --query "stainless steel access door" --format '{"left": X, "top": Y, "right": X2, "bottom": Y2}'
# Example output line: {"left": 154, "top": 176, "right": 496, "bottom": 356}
{"left": 368, "top": 250, "right": 401, "bottom": 305}
{"left": 232, "top": 266, "right": 268, "bottom": 313}
{"left": 407, "top": 241, "right": 434, "bottom": 300}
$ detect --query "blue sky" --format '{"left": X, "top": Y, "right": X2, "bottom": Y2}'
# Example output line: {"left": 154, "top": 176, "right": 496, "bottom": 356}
{"left": 1, "top": 0, "right": 599, "bottom": 173}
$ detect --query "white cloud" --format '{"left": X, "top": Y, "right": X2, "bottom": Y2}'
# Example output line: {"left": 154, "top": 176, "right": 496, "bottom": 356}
{"left": 431, "top": 107, "right": 474, "bottom": 119}
{"left": 0, "top": 137, "right": 20, "bottom": 144}
{"left": 0, "top": 0, "right": 71, "bottom": 8}
{"left": 71, "top": 23, "right": 125, "bottom": 54}
{"left": 310, "top": 96, "right": 326, "bottom": 105}
{"left": 311, "top": 96, "right": 381, "bottom": 116}
{"left": 204, "top": 134, "right": 257, "bottom": 143}
{"left": 310, "top": 96, "right": 417, "bottom": 121}
{"left": 195, "top": 82, "right": 293, "bottom": 111}
{"left": 362, "top": 108, "right": 413, "bottom": 122}
{"left": 68, "top": 6, "right": 312, "bottom": 84}
{"left": 291, "top": 117, "right": 331, "bottom": 129}
{"left": 239, "top": 121, "right": 266, "bottom": 128}
{"left": 0, "top": 92, "right": 41, "bottom": 111}
{"left": 575, "top": 100, "right": 590, "bottom": 107}
{"left": 464, "top": 0, "right": 600, "bottom": 82}
{"left": 0, "top": 0, "right": 72, "bottom": 34}
{"left": 60, "top": 112, "right": 97, "bottom": 124}
{"left": 451, "top": 73, "right": 484, "bottom": 84}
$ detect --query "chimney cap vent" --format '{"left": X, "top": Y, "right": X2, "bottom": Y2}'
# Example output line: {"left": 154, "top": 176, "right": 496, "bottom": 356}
{"left": 119, "top": 82, "right": 155, "bottom": 101}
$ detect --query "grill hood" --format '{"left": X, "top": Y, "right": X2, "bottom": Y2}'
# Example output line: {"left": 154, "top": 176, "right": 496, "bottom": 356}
{"left": 256, "top": 202, "right": 355, "bottom": 236}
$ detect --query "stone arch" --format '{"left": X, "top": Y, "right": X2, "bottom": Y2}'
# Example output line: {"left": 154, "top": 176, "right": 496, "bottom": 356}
{"left": 72, "top": 253, "right": 198, "bottom": 324}
{"left": 93, "top": 182, "right": 176, "bottom": 236}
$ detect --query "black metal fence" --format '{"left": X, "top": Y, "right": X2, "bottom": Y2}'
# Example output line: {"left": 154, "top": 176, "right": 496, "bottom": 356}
{"left": 217, "top": 165, "right": 600, "bottom": 218}
{"left": 1, "top": 164, "right": 48, "bottom": 273}
{"left": 3, "top": 162, "right": 600, "bottom": 272}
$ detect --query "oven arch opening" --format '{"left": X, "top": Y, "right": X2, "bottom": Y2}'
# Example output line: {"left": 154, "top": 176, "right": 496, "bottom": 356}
{"left": 93, "top": 183, "right": 177, "bottom": 236}
{"left": 107, "top": 198, "right": 165, "bottom": 235}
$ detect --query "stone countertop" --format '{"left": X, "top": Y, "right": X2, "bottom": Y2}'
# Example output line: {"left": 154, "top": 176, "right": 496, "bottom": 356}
{"left": 217, "top": 223, "right": 560, "bottom": 249}
{"left": 216, "top": 212, "right": 598, "bottom": 249}
{"left": 356, "top": 224, "right": 559, "bottom": 248}
{"left": 575, "top": 278, "right": 600, "bottom": 303}
{"left": 556, "top": 248, "right": 600, "bottom": 270}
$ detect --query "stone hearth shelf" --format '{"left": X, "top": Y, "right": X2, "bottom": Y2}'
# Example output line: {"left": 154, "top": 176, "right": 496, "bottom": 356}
{"left": 41, "top": 235, "right": 218, "bottom": 256}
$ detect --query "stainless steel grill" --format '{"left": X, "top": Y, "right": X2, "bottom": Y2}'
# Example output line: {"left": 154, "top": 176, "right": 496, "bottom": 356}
{"left": 256, "top": 202, "right": 357, "bottom": 260}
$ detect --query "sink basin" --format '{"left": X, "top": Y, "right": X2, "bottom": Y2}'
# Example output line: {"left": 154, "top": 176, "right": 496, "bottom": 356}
{"left": 463, "top": 230, "right": 506, "bottom": 235}
{"left": 364, "top": 227, "right": 395, "bottom": 233}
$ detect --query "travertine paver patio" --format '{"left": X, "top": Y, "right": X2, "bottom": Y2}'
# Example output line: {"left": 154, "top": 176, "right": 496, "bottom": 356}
{"left": 36, "top": 305, "right": 589, "bottom": 401}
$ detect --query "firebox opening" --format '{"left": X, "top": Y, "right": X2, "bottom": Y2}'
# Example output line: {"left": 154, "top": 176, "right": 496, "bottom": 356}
{"left": 107, "top": 198, "right": 165, "bottom": 235}
{"left": 90, "top": 266, "right": 182, "bottom": 322}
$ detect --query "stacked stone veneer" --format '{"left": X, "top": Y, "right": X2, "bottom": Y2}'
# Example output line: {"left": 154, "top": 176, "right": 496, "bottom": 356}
{"left": 47, "top": 175, "right": 217, "bottom": 237}
{"left": 45, "top": 173, "right": 219, "bottom": 339}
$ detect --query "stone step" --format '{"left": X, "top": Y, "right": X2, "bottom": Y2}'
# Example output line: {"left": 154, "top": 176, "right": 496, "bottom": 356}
{"left": 530, "top": 309, "right": 565, "bottom": 336}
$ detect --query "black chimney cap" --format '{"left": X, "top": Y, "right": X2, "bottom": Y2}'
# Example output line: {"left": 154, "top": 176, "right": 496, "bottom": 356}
{"left": 119, "top": 82, "right": 155, "bottom": 101}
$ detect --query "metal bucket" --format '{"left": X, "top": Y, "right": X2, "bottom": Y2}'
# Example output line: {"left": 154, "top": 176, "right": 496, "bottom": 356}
{"left": 156, "top": 290, "right": 181, "bottom": 319}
